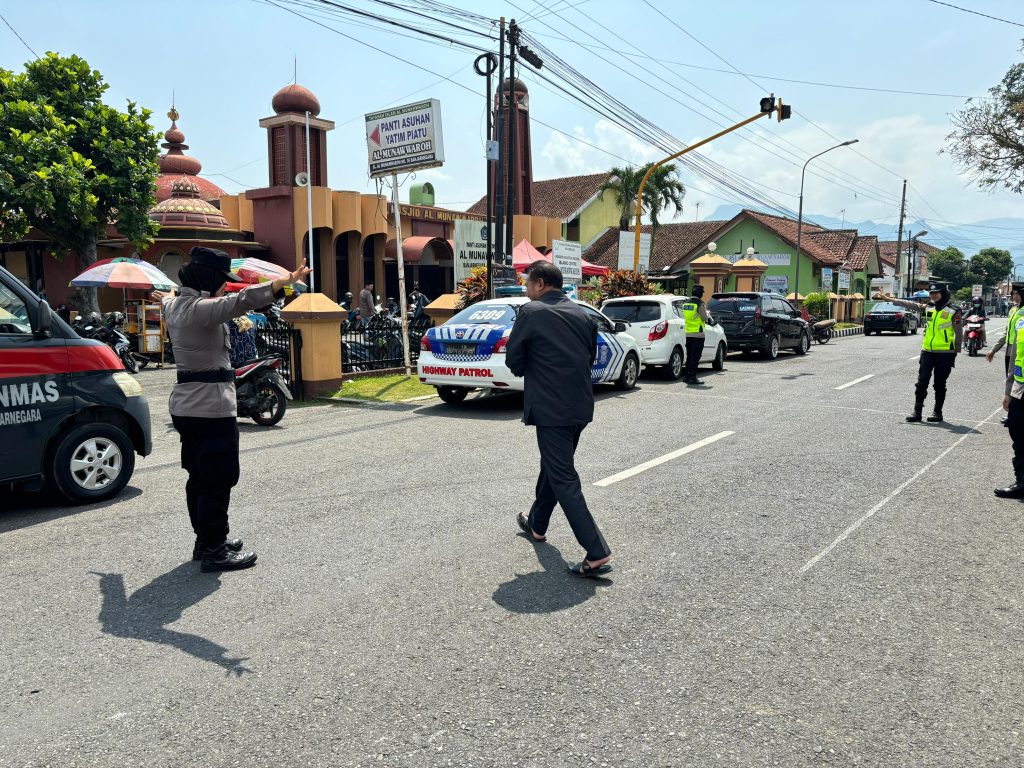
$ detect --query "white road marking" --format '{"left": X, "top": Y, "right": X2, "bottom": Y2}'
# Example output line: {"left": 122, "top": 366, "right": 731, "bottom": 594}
{"left": 834, "top": 374, "right": 874, "bottom": 390}
{"left": 594, "top": 431, "right": 734, "bottom": 487}
{"left": 800, "top": 405, "right": 1003, "bottom": 574}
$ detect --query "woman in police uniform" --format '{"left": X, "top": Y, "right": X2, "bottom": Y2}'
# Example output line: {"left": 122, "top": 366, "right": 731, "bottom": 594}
{"left": 884, "top": 281, "right": 962, "bottom": 424}
{"left": 153, "top": 247, "right": 309, "bottom": 572}
{"left": 681, "top": 285, "right": 711, "bottom": 386}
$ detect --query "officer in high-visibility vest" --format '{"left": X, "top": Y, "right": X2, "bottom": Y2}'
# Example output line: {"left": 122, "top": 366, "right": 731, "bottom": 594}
{"left": 987, "top": 282, "right": 1024, "bottom": 375}
{"left": 886, "top": 281, "right": 962, "bottom": 423}
{"left": 996, "top": 308, "right": 1024, "bottom": 497}
{"left": 681, "top": 285, "right": 711, "bottom": 386}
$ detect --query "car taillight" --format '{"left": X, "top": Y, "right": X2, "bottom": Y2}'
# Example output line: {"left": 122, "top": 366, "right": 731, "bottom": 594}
{"left": 894, "top": 312, "right": 904, "bottom": 319}
{"left": 419, "top": 335, "right": 432, "bottom": 351}
{"left": 492, "top": 336, "right": 508, "bottom": 353}
{"left": 648, "top": 320, "right": 668, "bottom": 341}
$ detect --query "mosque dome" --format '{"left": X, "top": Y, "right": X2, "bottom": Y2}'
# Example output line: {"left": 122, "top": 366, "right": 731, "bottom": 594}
{"left": 271, "top": 83, "right": 321, "bottom": 116}
{"left": 155, "top": 107, "right": 226, "bottom": 202}
{"left": 148, "top": 177, "right": 229, "bottom": 229}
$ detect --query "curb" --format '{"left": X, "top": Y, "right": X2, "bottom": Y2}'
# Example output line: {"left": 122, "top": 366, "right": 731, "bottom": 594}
{"left": 833, "top": 326, "right": 863, "bottom": 338}
{"left": 319, "top": 394, "right": 438, "bottom": 407}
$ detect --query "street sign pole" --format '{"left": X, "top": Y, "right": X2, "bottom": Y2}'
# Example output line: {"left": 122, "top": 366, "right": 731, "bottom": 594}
{"left": 390, "top": 172, "right": 411, "bottom": 375}
{"left": 305, "top": 110, "right": 315, "bottom": 293}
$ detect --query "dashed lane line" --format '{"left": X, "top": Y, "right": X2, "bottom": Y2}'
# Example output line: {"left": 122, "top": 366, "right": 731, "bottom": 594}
{"left": 594, "top": 431, "right": 734, "bottom": 487}
{"left": 799, "top": 405, "right": 1003, "bottom": 574}
{"left": 834, "top": 374, "right": 874, "bottom": 390}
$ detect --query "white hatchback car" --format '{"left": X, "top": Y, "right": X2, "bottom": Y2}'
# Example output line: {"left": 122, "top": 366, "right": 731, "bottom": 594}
{"left": 601, "top": 294, "right": 728, "bottom": 379}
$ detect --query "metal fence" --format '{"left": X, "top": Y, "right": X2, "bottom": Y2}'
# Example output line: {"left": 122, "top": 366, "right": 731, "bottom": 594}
{"left": 341, "top": 317, "right": 433, "bottom": 373}
{"left": 254, "top": 323, "right": 304, "bottom": 399}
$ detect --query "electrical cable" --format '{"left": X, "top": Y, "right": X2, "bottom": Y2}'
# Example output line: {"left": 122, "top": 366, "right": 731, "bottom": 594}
{"left": 924, "top": 0, "right": 1024, "bottom": 28}
{"left": 0, "top": 12, "right": 38, "bottom": 59}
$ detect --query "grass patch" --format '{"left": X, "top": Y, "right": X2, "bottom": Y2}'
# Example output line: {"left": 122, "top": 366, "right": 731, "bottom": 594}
{"left": 836, "top": 322, "right": 861, "bottom": 330}
{"left": 333, "top": 374, "right": 435, "bottom": 402}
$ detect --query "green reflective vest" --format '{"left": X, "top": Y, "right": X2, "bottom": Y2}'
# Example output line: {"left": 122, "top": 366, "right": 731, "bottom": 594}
{"left": 682, "top": 301, "right": 704, "bottom": 334}
{"left": 1014, "top": 315, "right": 1024, "bottom": 382}
{"left": 1008, "top": 304, "right": 1023, "bottom": 347}
{"left": 921, "top": 304, "right": 957, "bottom": 352}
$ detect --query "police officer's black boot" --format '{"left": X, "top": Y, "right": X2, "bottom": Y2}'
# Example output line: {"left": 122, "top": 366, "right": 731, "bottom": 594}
{"left": 927, "top": 394, "right": 945, "bottom": 423}
{"left": 905, "top": 402, "right": 923, "bottom": 422}
{"left": 200, "top": 543, "right": 257, "bottom": 572}
{"left": 995, "top": 479, "right": 1024, "bottom": 498}
{"left": 192, "top": 537, "right": 243, "bottom": 561}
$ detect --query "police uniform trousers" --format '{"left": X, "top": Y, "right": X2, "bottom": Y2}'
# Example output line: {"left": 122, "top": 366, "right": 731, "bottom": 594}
{"left": 1008, "top": 396, "right": 1024, "bottom": 483}
{"left": 914, "top": 351, "right": 955, "bottom": 409}
{"left": 171, "top": 415, "right": 240, "bottom": 548}
{"left": 685, "top": 336, "right": 704, "bottom": 379}
{"left": 527, "top": 424, "right": 611, "bottom": 562}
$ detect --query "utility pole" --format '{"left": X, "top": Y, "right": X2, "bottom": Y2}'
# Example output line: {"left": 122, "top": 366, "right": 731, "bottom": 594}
{"left": 895, "top": 179, "right": 907, "bottom": 295}
{"left": 694, "top": 201, "right": 701, "bottom": 222}
{"left": 505, "top": 19, "right": 518, "bottom": 266}
{"left": 493, "top": 17, "right": 506, "bottom": 278}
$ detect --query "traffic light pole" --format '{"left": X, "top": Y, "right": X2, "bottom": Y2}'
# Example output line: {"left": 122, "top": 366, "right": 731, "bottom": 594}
{"left": 632, "top": 100, "right": 786, "bottom": 270}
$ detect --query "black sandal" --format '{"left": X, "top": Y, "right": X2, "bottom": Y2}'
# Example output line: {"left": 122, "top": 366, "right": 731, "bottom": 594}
{"left": 516, "top": 513, "right": 546, "bottom": 542}
{"left": 568, "top": 560, "right": 612, "bottom": 578}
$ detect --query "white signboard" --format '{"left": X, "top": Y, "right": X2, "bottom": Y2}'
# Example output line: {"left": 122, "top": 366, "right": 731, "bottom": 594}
{"left": 838, "top": 270, "right": 851, "bottom": 290}
{"left": 821, "top": 267, "right": 833, "bottom": 291}
{"left": 365, "top": 99, "right": 445, "bottom": 178}
{"left": 551, "top": 239, "right": 582, "bottom": 283}
{"left": 453, "top": 219, "right": 490, "bottom": 284}
{"left": 726, "top": 252, "right": 791, "bottom": 266}
{"left": 972, "top": 284, "right": 983, "bottom": 298}
{"left": 617, "top": 230, "right": 651, "bottom": 272}
{"left": 871, "top": 277, "right": 896, "bottom": 296}
{"left": 763, "top": 275, "right": 789, "bottom": 294}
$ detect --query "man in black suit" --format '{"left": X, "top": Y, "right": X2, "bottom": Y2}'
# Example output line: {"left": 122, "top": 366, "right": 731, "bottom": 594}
{"left": 506, "top": 260, "right": 612, "bottom": 577}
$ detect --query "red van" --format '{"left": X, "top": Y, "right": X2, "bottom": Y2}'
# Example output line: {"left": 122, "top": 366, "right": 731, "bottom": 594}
{"left": 0, "top": 264, "right": 152, "bottom": 503}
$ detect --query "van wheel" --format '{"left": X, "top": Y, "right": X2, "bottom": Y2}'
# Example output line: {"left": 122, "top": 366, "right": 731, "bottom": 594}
{"left": 761, "top": 334, "right": 780, "bottom": 360}
{"left": 795, "top": 332, "right": 810, "bottom": 355}
{"left": 615, "top": 353, "right": 640, "bottom": 391}
{"left": 51, "top": 423, "right": 135, "bottom": 504}
{"left": 664, "top": 347, "right": 684, "bottom": 380}
{"left": 712, "top": 343, "right": 726, "bottom": 371}
{"left": 436, "top": 386, "right": 469, "bottom": 404}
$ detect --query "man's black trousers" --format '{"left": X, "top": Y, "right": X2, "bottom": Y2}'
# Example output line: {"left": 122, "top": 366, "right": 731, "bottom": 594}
{"left": 914, "top": 351, "right": 955, "bottom": 410}
{"left": 171, "top": 415, "right": 240, "bottom": 548}
{"left": 685, "top": 336, "right": 704, "bottom": 379}
{"left": 1008, "top": 397, "right": 1024, "bottom": 483}
{"left": 527, "top": 424, "right": 611, "bottom": 562}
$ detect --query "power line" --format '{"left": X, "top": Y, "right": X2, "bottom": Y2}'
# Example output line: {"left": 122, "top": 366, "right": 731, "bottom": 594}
{"left": 924, "top": 0, "right": 1024, "bottom": 27}
{"left": 0, "top": 13, "right": 39, "bottom": 59}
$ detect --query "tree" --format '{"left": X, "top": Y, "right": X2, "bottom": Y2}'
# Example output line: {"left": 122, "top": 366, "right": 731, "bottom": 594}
{"left": 597, "top": 162, "right": 686, "bottom": 231}
{"left": 927, "top": 246, "right": 969, "bottom": 291}
{"left": 0, "top": 53, "right": 160, "bottom": 313}
{"left": 968, "top": 247, "right": 1014, "bottom": 288}
{"left": 944, "top": 48, "right": 1024, "bottom": 193}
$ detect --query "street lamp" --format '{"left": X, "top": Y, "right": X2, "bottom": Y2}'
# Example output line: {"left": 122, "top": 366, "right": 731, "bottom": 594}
{"left": 908, "top": 229, "right": 927, "bottom": 294}
{"left": 795, "top": 139, "right": 858, "bottom": 299}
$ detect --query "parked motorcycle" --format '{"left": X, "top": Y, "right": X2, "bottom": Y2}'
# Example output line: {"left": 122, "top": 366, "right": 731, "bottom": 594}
{"left": 72, "top": 312, "right": 140, "bottom": 373}
{"left": 235, "top": 354, "right": 291, "bottom": 426}
{"left": 964, "top": 314, "right": 986, "bottom": 356}
{"left": 807, "top": 314, "right": 837, "bottom": 344}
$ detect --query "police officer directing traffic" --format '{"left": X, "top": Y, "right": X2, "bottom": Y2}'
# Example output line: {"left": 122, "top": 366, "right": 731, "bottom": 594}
{"left": 997, "top": 302, "right": 1024, "bottom": 497}
{"left": 154, "top": 247, "right": 310, "bottom": 572}
{"left": 883, "top": 281, "right": 963, "bottom": 423}
{"left": 681, "top": 285, "right": 711, "bottom": 386}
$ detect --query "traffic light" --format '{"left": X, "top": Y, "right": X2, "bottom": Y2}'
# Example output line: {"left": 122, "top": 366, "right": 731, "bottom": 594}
{"left": 777, "top": 99, "right": 791, "bottom": 122}
{"left": 759, "top": 96, "right": 775, "bottom": 114}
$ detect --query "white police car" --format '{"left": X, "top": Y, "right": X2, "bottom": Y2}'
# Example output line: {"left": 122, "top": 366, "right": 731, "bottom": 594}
{"left": 418, "top": 297, "right": 642, "bottom": 404}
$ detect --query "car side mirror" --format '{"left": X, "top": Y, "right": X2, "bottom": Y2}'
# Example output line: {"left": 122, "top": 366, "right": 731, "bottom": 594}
{"left": 613, "top": 321, "right": 628, "bottom": 333}
{"left": 33, "top": 300, "right": 53, "bottom": 339}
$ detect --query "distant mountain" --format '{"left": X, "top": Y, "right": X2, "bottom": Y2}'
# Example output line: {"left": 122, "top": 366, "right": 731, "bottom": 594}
{"left": 704, "top": 204, "right": 1024, "bottom": 262}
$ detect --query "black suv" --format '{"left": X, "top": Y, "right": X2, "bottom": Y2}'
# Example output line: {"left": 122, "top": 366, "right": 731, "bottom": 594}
{"left": 708, "top": 292, "right": 811, "bottom": 359}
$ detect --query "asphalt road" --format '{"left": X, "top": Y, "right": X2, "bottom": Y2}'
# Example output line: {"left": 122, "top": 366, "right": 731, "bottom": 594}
{"left": 2, "top": 333, "right": 1022, "bottom": 767}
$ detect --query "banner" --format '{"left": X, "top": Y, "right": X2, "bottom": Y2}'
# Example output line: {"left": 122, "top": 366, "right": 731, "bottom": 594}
{"left": 453, "top": 219, "right": 490, "bottom": 285}
{"left": 763, "top": 275, "right": 789, "bottom": 294}
{"left": 551, "top": 240, "right": 582, "bottom": 283}
{"left": 838, "top": 270, "right": 851, "bottom": 290}
{"left": 821, "top": 267, "right": 833, "bottom": 292}
{"left": 617, "top": 231, "right": 651, "bottom": 272}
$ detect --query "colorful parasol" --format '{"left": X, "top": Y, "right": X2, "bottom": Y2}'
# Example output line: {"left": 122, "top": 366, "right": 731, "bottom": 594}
{"left": 229, "top": 257, "right": 307, "bottom": 294}
{"left": 71, "top": 257, "right": 177, "bottom": 290}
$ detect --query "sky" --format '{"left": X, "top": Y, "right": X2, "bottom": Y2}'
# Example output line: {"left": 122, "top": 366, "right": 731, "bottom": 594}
{"left": 3, "top": 0, "right": 1024, "bottom": 248}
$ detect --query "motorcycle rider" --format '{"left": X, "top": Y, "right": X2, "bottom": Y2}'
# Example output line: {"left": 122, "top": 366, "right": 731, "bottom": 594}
{"left": 883, "top": 281, "right": 962, "bottom": 423}
{"left": 968, "top": 294, "right": 987, "bottom": 347}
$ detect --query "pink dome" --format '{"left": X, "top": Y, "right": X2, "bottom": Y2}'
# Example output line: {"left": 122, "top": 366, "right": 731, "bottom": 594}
{"left": 272, "top": 83, "right": 320, "bottom": 116}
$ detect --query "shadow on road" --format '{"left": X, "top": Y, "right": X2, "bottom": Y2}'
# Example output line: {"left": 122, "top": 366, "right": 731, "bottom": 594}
{"left": 91, "top": 562, "right": 251, "bottom": 676}
{"left": 493, "top": 535, "right": 612, "bottom": 614}
{"left": 0, "top": 487, "right": 144, "bottom": 533}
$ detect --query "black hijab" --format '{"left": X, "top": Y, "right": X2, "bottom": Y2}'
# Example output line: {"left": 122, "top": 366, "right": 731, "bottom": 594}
{"left": 179, "top": 263, "right": 227, "bottom": 296}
